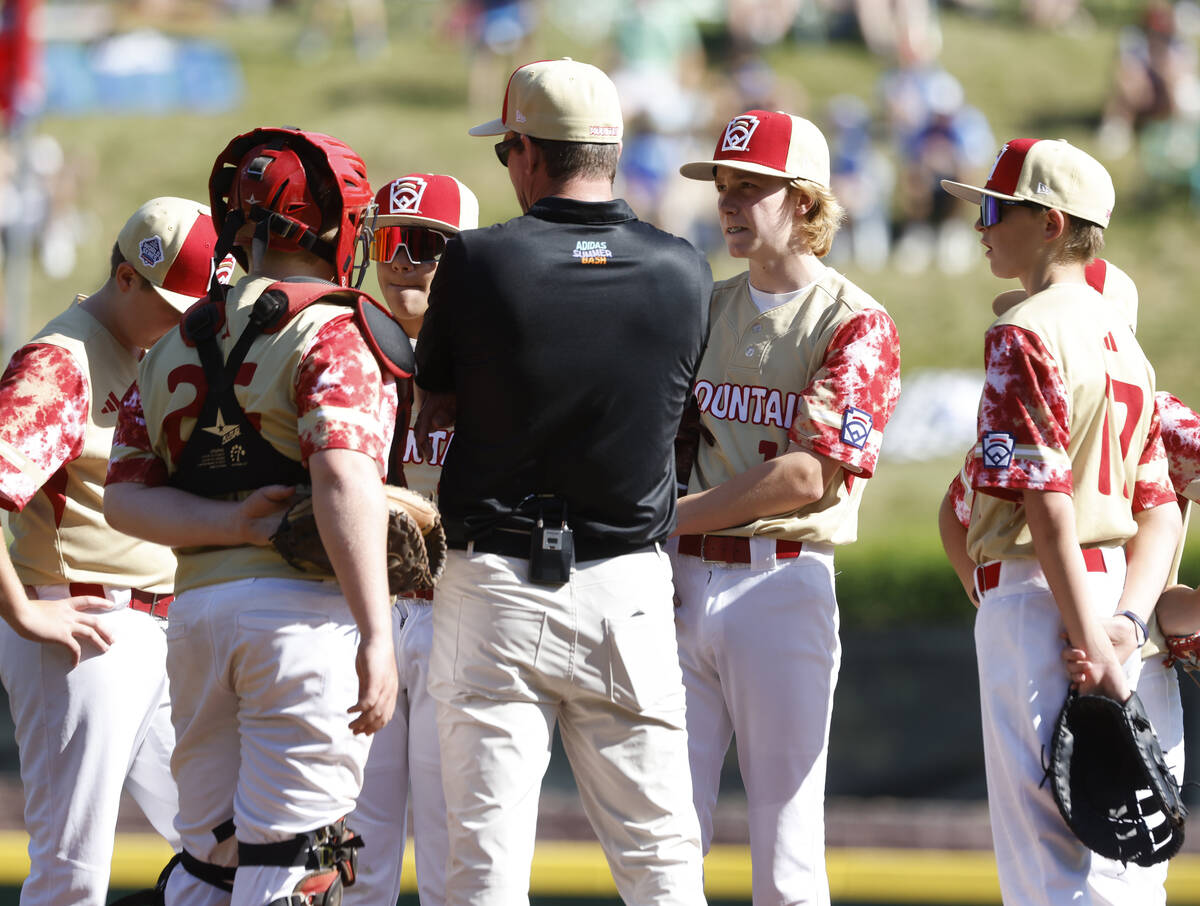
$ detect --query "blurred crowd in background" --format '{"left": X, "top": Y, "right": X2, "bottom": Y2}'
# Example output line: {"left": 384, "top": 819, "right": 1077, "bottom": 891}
{"left": 6, "top": 0, "right": 1200, "bottom": 295}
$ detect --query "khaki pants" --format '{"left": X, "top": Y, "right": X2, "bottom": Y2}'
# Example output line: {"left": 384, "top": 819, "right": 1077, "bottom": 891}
{"left": 429, "top": 546, "right": 706, "bottom": 906}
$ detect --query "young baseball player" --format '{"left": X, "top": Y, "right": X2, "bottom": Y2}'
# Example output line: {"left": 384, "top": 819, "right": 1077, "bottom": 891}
{"left": 939, "top": 257, "right": 1186, "bottom": 905}
{"left": 0, "top": 196, "right": 219, "bottom": 906}
{"left": 940, "top": 140, "right": 1179, "bottom": 904}
{"left": 673, "top": 109, "right": 901, "bottom": 905}
{"left": 104, "top": 128, "right": 408, "bottom": 906}
{"left": 345, "top": 171, "right": 478, "bottom": 906}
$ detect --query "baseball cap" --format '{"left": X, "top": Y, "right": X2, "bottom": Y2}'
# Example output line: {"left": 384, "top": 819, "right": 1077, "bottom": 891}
{"left": 1085, "top": 257, "right": 1139, "bottom": 332}
{"left": 679, "top": 109, "right": 831, "bottom": 187}
{"left": 468, "top": 58, "right": 623, "bottom": 143}
{"left": 372, "top": 174, "right": 480, "bottom": 233}
{"left": 942, "top": 138, "right": 1114, "bottom": 228}
{"left": 117, "top": 197, "right": 222, "bottom": 312}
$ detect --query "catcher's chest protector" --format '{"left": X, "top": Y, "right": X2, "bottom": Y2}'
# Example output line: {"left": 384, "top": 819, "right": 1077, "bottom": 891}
{"left": 170, "top": 279, "right": 413, "bottom": 498}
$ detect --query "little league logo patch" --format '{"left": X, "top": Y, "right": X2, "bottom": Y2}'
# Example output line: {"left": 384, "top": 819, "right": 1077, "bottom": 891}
{"left": 722, "top": 114, "right": 760, "bottom": 153}
{"left": 982, "top": 431, "right": 1016, "bottom": 468}
{"left": 389, "top": 177, "right": 428, "bottom": 214}
{"left": 138, "top": 236, "right": 165, "bottom": 269}
{"left": 840, "top": 406, "right": 873, "bottom": 449}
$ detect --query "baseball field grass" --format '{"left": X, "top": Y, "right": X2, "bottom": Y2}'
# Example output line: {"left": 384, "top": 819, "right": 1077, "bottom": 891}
{"left": 17, "top": 1, "right": 1200, "bottom": 623}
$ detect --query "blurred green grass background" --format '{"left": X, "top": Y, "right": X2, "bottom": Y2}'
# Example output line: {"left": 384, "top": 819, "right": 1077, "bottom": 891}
{"left": 18, "top": 1, "right": 1200, "bottom": 624}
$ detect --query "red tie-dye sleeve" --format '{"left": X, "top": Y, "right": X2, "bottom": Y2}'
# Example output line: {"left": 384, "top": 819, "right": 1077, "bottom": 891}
{"left": 0, "top": 344, "right": 88, "bottom": 511}
{"left": 106, "top": 382, "right": 169, "bottom": 487}
{"left": 1155, "top": 390, "right": 1200, "bottom": 504}
{"left": 969, "top": 324, "right": 1072, "bottom": 501}
{"left": 788, "top": 308, "right": 901, "bottom": 478}
{"left": 295, "top": 315, "right": 398, "bottom": 470}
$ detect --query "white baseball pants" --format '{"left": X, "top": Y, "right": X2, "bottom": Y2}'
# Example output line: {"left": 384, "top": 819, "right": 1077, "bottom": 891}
{"left": 1087, "top": 652, "right": 1185, "bottom": 906}
{"left": 346, "top": 599, "right": 447, "bottom": 906}
{"left": 0, "top": 587, "right": 178, "bottom": 906}
{"left": 670, "top": 538, "right": 840, "bottom": 906}
{"left": 974, "top": 548, "right": 1144, "bottom": 906}
{"left": 429, "top": 546, "right": 706, "bottom": 906}
{"left": 160, "top": 578, "right": 374, "bottom": 906}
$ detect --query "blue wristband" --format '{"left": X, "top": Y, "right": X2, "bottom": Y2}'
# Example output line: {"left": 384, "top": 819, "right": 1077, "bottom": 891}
{"left": 1119, "top": 610, "right": 1149, "bottom": 648}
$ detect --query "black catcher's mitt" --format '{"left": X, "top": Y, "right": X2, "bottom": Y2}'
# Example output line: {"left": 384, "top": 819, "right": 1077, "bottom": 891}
{"left": 1048, "top": 689, "right": 1186, "bottom": 866}
{"left": 271, "top": 485, "right": 447, "bottom": 596}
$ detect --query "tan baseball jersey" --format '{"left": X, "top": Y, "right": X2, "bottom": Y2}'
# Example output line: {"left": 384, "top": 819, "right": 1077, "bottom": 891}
{"left": 108, "top": 275, "right": 398, "bottom": 592}
{"left": 0, "top": 301, "right": 176, "bottom": 591}
{"left": 689, "top": 268, "right": 901, "bottom": 544}
{"left": 965, "top": 282, "right": 1175, "bottom": 564}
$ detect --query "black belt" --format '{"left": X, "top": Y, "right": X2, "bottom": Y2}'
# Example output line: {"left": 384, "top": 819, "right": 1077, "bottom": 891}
{"left": 448, "top": 529, "right": 651, "bottom": 563}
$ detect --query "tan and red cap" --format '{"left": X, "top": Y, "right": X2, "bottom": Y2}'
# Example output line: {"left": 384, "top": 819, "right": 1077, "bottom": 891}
{"left": 372, "top": 174, "right": 480, "bottom": 233}
{"left": 680, "top": 109, "right": 830, "bottom": 187}
{"left": 117, "top": 196, "right": 223, "bottom": 312}
{"left": 468, "top": 58, "right": 623, "bottom": 144}
{"left": 942, "top": 138, "right": 1114, "bottom": 228}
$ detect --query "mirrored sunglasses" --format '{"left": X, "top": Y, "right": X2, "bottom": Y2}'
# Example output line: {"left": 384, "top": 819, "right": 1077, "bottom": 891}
{"left": 980, "top": 196, "right": 1043, "bottom": 227}
{"left": 369, "top": 226, "right": 448, "bottom": 264}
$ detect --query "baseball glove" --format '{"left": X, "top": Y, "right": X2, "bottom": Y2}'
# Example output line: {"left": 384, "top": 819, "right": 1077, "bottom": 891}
{"left": 271, "top": 485, "right": 447, "bottom": 595}
{"left": 1047, "top": 689, "right": 1186, "bottom": 867}
{"left": 1164, "top": 631, "right": 1200, "bottom": 672}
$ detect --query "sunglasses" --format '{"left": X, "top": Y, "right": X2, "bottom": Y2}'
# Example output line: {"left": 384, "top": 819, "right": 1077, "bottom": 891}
{"left": 494, "top": 135, "right": 523, "bottom": 167}
{"left": 980, "top": 196, "right": 1045, "bottom": 227}
{"left": 369, "top": 226, "right": 448, "bottom": 265}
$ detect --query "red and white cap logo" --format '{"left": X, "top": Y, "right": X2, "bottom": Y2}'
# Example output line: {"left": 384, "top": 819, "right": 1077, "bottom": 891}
{"left": 722, "top": 115, "right": 760, "bottom": 153}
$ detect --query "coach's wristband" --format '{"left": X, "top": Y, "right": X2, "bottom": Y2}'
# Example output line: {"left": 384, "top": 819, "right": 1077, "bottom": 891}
{"left": 1119, "top": 610, "right": 1149, "bottom": 648}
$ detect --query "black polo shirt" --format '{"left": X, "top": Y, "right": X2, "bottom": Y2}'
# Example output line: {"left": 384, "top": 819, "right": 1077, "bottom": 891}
{"left": 416, "top": 195, "right": 712, "bottom": 552}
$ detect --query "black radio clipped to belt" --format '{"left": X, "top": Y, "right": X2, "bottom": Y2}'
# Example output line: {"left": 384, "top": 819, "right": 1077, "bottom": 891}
{"left": 529, "top": 496, "right": 574, "bottom": 585}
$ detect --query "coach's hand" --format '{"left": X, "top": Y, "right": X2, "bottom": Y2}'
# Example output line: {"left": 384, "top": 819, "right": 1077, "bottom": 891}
{"left": 348, "top": 632, "right": 398, "bottom": 735}
{"left": 414, "top": 392, "right": 457, "bottom": 462}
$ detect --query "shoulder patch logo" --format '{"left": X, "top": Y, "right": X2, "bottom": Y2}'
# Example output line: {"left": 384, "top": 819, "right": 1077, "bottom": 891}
{"left": 138, "top": 236, "right": 164, "bottom": 269}
{"left": 840, "top": 406, "right": 873, "bottom": 449}
{"left": 722, "top": 114, "right": 760, "bottom": 153}
{"left": 573, "top": 239, "right": 612, "bottom": 265}
{"left": 389, "top": 177, "right": 428, "bottom": 214}
{"left": 982, "top": 431, "right": 1015, "bottom": 468}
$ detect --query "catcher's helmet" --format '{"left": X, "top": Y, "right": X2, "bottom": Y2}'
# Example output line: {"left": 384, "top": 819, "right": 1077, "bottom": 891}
{"left": 209, "top": 127, "right": 374, "bottom": 288}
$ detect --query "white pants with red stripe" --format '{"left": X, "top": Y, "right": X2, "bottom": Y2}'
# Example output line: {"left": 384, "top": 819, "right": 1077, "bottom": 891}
{"left": 429, "top": 546, "right": 706, "bottom": 906}
{"left": 160, "top": 578, "right": 375, "bottom": 906}
{"left": 669, "top": 538, "right": 839, "bottom": 906}
{"left": 0, "top": 585, "right": 179, "bottom": 906}
{"left": 345, "top": 599, "right": 448, "bottom": 906}
{"left": 973, "top": 549, "right": 1149, "bottom": 906}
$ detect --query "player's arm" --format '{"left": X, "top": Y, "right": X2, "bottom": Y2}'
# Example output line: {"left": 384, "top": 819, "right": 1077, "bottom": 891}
{"left": 0, "top": 541, "right": 113, "bottom": 665}
{"left": 675, "top": 445, "right": 839, "bottom": 536}
{"left": 938, "top": 479, "right": 977, "bottom": 606}
{"left": 104, "top": 379, "right": 294, "bottom": 547}
{"left": 1024, "top": 488, "right": 1130, "bottom": 701}
{"left": 308, "top": 448, "right": 397, "bottom": 736}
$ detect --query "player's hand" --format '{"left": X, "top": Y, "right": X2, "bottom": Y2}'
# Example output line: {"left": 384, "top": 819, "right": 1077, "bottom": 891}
{"left": 1102, "top": 615, "right": 1141, "bottom": 664}
{"left": 1062, "top": 645, "right": 1131, "bottom": 701}
{"left": 348, "top": 632, "right": 398, "bottom": 736}
{"left": 234, "top": 485, "right": 295, "bottom": 546}
{"left": 414, "top": 392, "right": 457, "bottom": 462}
{"left": 11, "top": 596, "right": 115, "bottom": 667}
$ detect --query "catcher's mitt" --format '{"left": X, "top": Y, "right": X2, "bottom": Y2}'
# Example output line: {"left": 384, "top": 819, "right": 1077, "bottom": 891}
{"left": 271, "top": 485, "right": 447, "bottom": 596}
{"left": 1047, "top": 689, "right": 1186, "bottom": 866}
